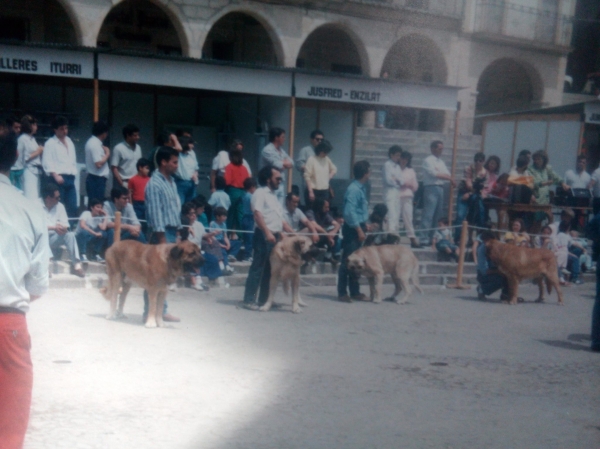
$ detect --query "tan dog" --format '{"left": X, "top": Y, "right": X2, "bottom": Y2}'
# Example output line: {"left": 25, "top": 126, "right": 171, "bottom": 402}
{"left": 347, "top": 244, "right": 422, "bottom": 304}
{"left": 259, "top": 235, "right": 313, "bottom": 314}
{"left": 100, "top": 240, "right": 204, "bottom": 327}
{"left": 485, "top": 239, "right": 564, "bottom": 305}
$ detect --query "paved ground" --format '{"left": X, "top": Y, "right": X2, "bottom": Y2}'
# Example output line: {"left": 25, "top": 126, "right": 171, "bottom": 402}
{"left": 24, "top": 280, "right": 600, "bottom": 449}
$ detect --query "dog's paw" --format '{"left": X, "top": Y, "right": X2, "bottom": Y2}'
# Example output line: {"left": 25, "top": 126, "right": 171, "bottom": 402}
{"left": 292, "top": 306, "right": 302, "bottom": 314}
{"left": 394, "top": 299, "right": 408, "bottom": 305}
{"left": 535, "top": 297, "right": 545, "bottom": 303}
{"left": 373, "top": 299, "right": 382, "bottom": 304}
{"left": 258, "top": 305, "right": 271, "bottom": 312}
{"left": 298, "top": 298, "right": 308, "bottom": 307}
{"left": 144, "top": 321, "right": 158, "bottom": 328}
{"left": 115, "top": 311, "right": 127, "bottom": 319}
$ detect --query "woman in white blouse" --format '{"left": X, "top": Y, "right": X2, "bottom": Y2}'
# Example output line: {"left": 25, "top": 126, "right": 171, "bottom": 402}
{"left": 17, "top": 115, "right": 44, "bottom": 200}
{"left": 304, "top": 139, "right": 337, "bottom": 209}
{"left": 398, "top": 150, "right": 420, "bottom": 248}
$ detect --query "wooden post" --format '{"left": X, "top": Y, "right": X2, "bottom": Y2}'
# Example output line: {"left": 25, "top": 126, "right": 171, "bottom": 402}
{"left": 114, "top": 211, "right": 122, "bottom": 244}
{"left": 93, "top": 51, "right": 99, "bottom": 122}
{"left": 287, "top": 76, "right": 296, "bottom": 195}
{"left": 447, "top": 220, "right": 471, "bottom": 290}
{"left": 448, "top": 102, "right": 461, "bottom": 223}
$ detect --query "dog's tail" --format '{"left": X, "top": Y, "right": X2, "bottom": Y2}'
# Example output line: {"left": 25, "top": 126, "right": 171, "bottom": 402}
{"left": 412, "top": 262, "right": 423, "bottom": 294}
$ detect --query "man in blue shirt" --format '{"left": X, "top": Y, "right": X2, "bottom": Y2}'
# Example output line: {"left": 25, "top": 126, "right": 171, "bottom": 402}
{"left": 475, "top": 231, "right": 509, "bottom": 301}
{"left": 338, "top": 160, "right": 372, "bottom": 302}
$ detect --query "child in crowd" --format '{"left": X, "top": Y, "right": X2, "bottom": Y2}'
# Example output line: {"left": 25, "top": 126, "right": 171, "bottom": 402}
{"left": 570, "top": 230, "right": 594, "bottom": 272}
{"left": 208, "top": 207, "right": 240, "bottom": 273}
{"left": 504, "top": 219, "right": 530, "bottom": 247}
{"left": 306, "top": 198, "right": 341, "bottom": 262}
{"left": 535, "top": 225, "right": 555, "bottom": 251}
{"left": 127, "top": 158, "right": 151, "bottom": 235}
{"left": 432, "top": 217, "right": 459, "bottom": 261}
{"left": 208, "top": 176, "right": 231, "bottom": 210}
{"left": 75, "top": 198, "right": 109, "bottom": 263}
{"left": 489, "top": 173, "right": 510, "bottom": 200}
{"left": 193, "top": 195, "right": 209, "bottom": 227}
{"left": 181, "top": 202, "right": 223, "bottom": 290}
{"left": 241, "top": 177, "right": 257, "bottom": 262}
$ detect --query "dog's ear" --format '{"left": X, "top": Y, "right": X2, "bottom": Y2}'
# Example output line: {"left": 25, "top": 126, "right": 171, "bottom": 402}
{"left": 170, "top": 245, "right": 184, "bottom": 260}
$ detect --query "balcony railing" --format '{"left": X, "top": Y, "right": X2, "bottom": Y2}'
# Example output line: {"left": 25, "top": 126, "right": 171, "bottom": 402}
{"left": 347, "top": 0, "right": 464, "bottom": 19}
{"left": 474, "top": 0, "right": 573, "bottom": 46}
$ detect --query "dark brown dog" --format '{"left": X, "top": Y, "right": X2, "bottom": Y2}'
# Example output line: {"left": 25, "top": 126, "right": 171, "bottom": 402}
{"left": 485, "top": 239, "right": 563, "bottom": 305}
{"left": 100, "top": 240, "right": 204, "bottom": 327}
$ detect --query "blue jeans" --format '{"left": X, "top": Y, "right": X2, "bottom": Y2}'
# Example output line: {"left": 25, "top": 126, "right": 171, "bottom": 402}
{"left": 420, "top": 185, "right": 444, "bottom": 245}
{"left": 200, "top": 252, "right": 222, "bottom": 280}
{"left": 241, "top": 215, "right": 254, "bottom": 259}
{"left": 58, "top": 174, "right": 78, "bottom": 226}
{"left": 337, "top": 223, "right": 364, "bottom": 298}
{"left": 107, "top": 228, "right": 147, "bottom": 247}
{"left": 567, "top": 252, "right": 581, "bottom": 282}
{"left": 76, "top": 229, "right": 108, "bottom": 256}
{"left": 477, "top": 272, "right": 508, "bottom": 297}
{"left": 175, "top": 179, "right": 196, "bottom": 206}
{"left": 243, "top": 228, "right": 278, "bottom": 305}
{"left": 436, "top": 239, "right": 457, "bottom": 254}
{"left": 143, "top": 227, "right": 178, "bottom": 317}
{"left": 132, "top": 201, "right": 147, "bottom": 235}
{"left": 86, "top": 174, "right": 107, "bottom": 202}
{"left": 592, "top": 267, "right": 600, "bottom": 350}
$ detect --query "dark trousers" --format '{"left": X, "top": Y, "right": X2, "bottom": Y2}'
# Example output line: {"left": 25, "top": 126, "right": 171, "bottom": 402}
{"left": 175, "top": 178, "right": 196, "bottom": 206}
{"left": 306, "top": 188, "right": 330, "bottom": 210}
{"left": 58, "top": 174, "right": 77, "bottom": 225}
{"left": 143, "top": 227, "right": 178, "bottom": 317}
{"left": 200, "top": 252, "right": 222, "bottom": 281}
{"left": 86, "top": 174, "right": 107, "bottom": 203}
{"left": 107, "top": 228, "right": 147, "bottom": 247}
{"left": 567, "top": 248, "right": 582, "bottom": 281}
{"left": 477, "top": 272, "right": 508, "bottom": 297}
{"left": 337, "top": 223, "right": 364, "bottom": 297}
{"left": 243, "top": 228, "right": 279, "bottom": 305}
{"left": 76, "top": 229, "right": 108, "bottom": 256}
{"left": 241, "top": 215, "right": 254, "bottom": 259}
{"left": 132, "top": 201, "right": 147, "bottom": 235}
{"left": 592, "top": 267, "right": 600, "bottom": 350}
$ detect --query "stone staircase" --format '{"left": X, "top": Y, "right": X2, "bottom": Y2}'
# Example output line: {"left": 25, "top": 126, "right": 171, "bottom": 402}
{"left": 354, "top": 127, "right": 483, "bottom": 221}
{"left": 49, "top": 245, "right": 478, "bottom": 291}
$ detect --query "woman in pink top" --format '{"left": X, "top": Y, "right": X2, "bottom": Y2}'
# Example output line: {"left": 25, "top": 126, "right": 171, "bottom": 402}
{"left": 398, "top": 151, "right": 420, "bottom": 247}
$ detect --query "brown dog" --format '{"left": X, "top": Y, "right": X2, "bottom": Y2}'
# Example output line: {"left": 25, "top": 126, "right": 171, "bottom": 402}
{"left": 485, "top": 239, "right": 563, "bottom": 305}
{"left": 347, "top": 244, "right": 422, "bottom": 304}
{"left": 259, "top": 235, "right": 313, "bottom": 313}
{"left": 100, "top": 240, "right": 204, "bottom": 327}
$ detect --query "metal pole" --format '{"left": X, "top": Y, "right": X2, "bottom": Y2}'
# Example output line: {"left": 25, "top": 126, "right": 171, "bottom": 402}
{"left": 448, "top": 102, "right": 461, "bottom": 223}
{"left": 287, "top": 73, "right": 296, "bottom": 195}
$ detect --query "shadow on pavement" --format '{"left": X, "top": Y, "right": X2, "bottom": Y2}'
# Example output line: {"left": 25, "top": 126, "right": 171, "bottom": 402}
{"left": 537, "top": 339, "right": 592, "bottom": 352}
{"left": 87, "top": 313, "right": 146, "bottom": 327}
{"left": 567, "top": 333, "right": 591, "bottom": 342}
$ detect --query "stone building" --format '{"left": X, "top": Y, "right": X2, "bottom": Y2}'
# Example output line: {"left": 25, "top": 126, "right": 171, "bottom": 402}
{"left": 0, "top": 0, "right": 577, "bottom": 196}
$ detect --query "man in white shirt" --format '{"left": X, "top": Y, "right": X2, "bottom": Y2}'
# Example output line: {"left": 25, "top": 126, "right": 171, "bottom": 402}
{"left": 103, "top": 186, "right": 146, "bottom": 246}
{"left": 382, "top": 145, "right": 404, "bottom": 234}
{"left": 261, "top": 127, "right": 294, "bottom": 206}
{"left": 42, "top": 115, "right": 79, "bottom": 222}
{"left": 84, "top": 121, "right": 110, "bottom": 202}
{"left": 41, "top": 183, "right": 85, "bottom": 278}
{"left": 420, "top": 140, "right": 455, "bottom": 246}
{"left": 565, "top": 155, "right": 591, "bottom": 189}
{"left": 242, "top": 165, "right": 294, "bottom": 309}
{"left": 0, "top": 133, "right": 50, "bottom": 449}
{"left": 295, "top": 129, "right": 323, "bottom": 205}
{"left": 111, "top": 124, "right": 141, "bottom": 188}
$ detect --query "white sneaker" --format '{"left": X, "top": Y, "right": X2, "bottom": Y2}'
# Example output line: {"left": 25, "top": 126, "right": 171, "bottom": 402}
{"left": 168, "top": 283, "right": 177, "bottom": 292}
{"left": 225, "top": 265, "right": 235, "bottom": 274}
{"left": 192, "top": 276, "right": 209, "bottom": 291}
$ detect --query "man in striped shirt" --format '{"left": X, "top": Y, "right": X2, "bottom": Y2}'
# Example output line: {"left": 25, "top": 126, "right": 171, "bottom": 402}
{"left": 143, "top": 146, "right": 182, "bottom": 323}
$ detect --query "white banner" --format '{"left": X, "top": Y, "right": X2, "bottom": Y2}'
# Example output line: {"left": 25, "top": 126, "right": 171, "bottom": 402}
{"left": 295, "top": 73, "right": 460, "bottom": 110}
{"left": 0, "top": 44, "right": 93, "bottom": 78}
{"left": 585, "top": 101, "right": 600, "bottom": 124}
{"left": 98, "top": 54, "right": 292, "bottom": 97}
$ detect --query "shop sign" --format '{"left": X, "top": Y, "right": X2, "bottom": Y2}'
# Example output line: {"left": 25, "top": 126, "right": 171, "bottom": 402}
{"left": 585, "top": 101, "right": 600, "bottom": 124}
{"left": 0, "top": 44, "right": 93, "bottom": 78}
{"left": 295, "top": 73, "right": 459, "bottom": 110}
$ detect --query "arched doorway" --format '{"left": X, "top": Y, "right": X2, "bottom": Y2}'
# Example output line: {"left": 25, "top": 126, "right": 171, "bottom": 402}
{"left": 97, "top": 0, "right": 183, "bottom": 55}
{"left": 475, "top": 58, "right": 543, "bottom": 116}
{"left": 0, "top": 0, "right": 77, "bottom": 45}
{"left": 202, "top": 12, "right": 281, "bottom": 66}
{"left": 296, "top": 25, "right": 365, "bottom": 75}
{"left": 380, "top": 35, "right": 448, "bottom": 131}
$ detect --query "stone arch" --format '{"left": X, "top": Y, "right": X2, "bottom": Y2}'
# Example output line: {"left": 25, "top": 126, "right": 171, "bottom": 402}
{"left": 96, "top": 0, "right": 189, "bottom": 56}
{"left": 475, "top": 58, "right": 545, "bottom": 116}
{"left": 381, "top": 34, "right": 448, "bottom": 84}
{"left": 201, "top": 10, "right": 284, "bottom": 66}
{"left": 380, "top": 34, "right": 448, "bottom": 132}
{"left": 296, "top": 23, "right": 369, "bottom": 75}
{"left": 46, "top": 0, "right": 82, "bottom": 45}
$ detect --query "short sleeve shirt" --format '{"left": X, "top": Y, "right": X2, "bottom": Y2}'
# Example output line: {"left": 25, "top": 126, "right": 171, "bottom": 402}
{"left": 251, "top": 186, "right": 284, "bottom": 232}
{"left": 76, "top": 211, "right": 105, "bottom": 233}
{"left": 111, "top": 142, "right": 142, "bottom": 181}
{"left": 283, "top": 208, "right": 307, "bottom": 231}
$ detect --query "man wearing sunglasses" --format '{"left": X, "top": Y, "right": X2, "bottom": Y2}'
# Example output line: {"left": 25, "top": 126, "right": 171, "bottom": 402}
{"left": 241, "top": 165, "right": 294, "bottom": 310}
{"left": 295, "top": 129, "right": 324, "bottom": 205}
